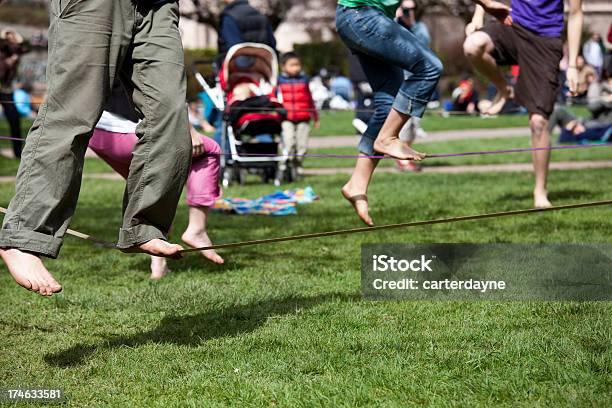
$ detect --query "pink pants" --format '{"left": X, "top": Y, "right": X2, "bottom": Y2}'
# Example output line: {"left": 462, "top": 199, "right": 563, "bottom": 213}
{"left": 89, "top": 129, "right": 221, "bottom": 207}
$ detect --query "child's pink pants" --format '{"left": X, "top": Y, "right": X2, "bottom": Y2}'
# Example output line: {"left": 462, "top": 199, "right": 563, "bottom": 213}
{"left": 89, "top": 129, "right": 221, "bottom": 207}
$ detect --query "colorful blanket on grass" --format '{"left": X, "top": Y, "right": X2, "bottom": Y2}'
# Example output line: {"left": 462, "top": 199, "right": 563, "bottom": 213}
{"left": 212, "top": 187, "right": 319, "bottom": 216}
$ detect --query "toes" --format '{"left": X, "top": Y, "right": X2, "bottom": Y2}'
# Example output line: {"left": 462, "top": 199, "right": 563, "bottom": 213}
{"left": 27, "top": 280, "right": 38, "bottom": 293}
{"left": 50, "top": 283, "right": 63, "bottom": 293}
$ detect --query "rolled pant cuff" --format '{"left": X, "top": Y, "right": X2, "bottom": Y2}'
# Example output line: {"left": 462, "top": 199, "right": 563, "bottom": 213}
{"left": 0, "top": 229, "right": 63, "bottom": 258}
{"left": 116, "top": 224, "right": 167, "bottom": 249}
{"left": 358, "top": 134, "right": 377, "bottom": 157}
{"left": 393, "top": 92, "right": 428, "bottom": 118}
{"left": 186, "top": 196, "right": 217, "bottom": 208}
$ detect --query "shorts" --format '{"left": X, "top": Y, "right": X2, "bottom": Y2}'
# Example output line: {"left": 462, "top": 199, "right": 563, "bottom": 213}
{"left": 481, "top": 22, "right": 563, "bottom": 118}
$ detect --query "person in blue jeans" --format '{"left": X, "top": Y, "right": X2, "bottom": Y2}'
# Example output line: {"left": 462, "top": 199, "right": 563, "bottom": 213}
{"left": 336, "top": 0, "right": 512, "bottom": 226}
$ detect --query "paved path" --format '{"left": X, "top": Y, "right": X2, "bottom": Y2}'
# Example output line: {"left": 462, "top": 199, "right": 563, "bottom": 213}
{"left": 0, "top": 159, "right": 609, "bottom": 184}
{"left": 308, "top": 127, "right": 530, "bottom": 149}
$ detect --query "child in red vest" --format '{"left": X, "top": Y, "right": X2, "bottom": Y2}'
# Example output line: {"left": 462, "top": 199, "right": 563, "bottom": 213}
{"left": 278, "top": 52, "right": 319, "bottom": 178}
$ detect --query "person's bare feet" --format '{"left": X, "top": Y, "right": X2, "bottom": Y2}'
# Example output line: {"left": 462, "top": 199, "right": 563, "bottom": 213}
{"left": 121, "top": 238, "right": 184, "bottom": 260}
{"left": 534, "top": 189, "right": 552, "bottom": 208}
{"left": 341, "top": 183, "right": 374, "bottom": 226}
{"left": 485, "top": 85, "right": 513, "bottom": 115}
{"left": 374, "top": 138, "right": 426, "bottom": 161}
{"left": 150, "top": 256, "right": 170, "bottom": 280}
{"left": 181, "top": 230, "right": 224, "bottom": 264}
{"left": 0, "top": 249, "right": 62, "bottom": 296}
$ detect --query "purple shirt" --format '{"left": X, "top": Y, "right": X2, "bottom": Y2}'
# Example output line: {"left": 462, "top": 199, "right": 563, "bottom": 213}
{"left": 511, "top": 0, "right": 564, "bottom": 38}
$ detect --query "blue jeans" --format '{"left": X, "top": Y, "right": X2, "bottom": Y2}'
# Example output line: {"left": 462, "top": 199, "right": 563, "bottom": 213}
{"left": 336, "top": 5, "right": 443, "bottom": 155}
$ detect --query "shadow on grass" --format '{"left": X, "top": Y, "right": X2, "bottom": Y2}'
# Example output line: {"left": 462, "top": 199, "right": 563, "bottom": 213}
{"left": 45, "top": 292, "right": 358, "bottom": 368}
{"left": 128, "top": 247, "right": 346, "bottom": 275}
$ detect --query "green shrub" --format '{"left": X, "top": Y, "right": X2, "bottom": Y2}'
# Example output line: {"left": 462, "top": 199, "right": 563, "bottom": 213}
{"left": 294, "top": 40, "right": 349, "bottom": 77}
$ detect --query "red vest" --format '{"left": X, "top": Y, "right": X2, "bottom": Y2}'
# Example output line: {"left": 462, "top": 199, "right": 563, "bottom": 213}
{"left": 278, "top": 74, "right": 318, "bottom": 122}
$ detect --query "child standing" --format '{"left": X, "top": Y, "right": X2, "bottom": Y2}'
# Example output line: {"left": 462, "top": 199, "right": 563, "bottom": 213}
{"left": 278, "top": 52, "right": 319, "bottom": 178}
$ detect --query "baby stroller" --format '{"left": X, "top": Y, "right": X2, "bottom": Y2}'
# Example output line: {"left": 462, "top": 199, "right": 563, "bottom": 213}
{"left": 194, "top": 43, "right": 286, "bottom": 187}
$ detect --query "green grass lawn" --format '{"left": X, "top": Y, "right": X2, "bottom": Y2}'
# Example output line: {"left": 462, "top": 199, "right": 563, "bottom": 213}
{"left": 310, "top": 106, "right": 590, "bottom": 137}
{"left": 304, "top": 136, "right": 612, "bottom": 169}
{"left": 310, "top": 110, "right": 534, "bottom": 137}
{"left": 0, "top": 168, "right": 610, "bottom": 406}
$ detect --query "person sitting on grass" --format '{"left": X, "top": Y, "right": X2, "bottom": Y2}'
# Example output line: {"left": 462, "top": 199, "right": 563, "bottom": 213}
{"left": 278, "top": 52, "right": 319, "bottom": 179}
{"left": 336, "top": 0, "right": 511, "bottom": 226}
{"left": 586, "top": 68, "right": 612, "bottom": 123}
{"left": 89, "top": 87, "right": 225, "bottom": 279}
{"left": 450, "top": 78, "right": 480, "bottom": 114}
{"left": 549, "top": 105, "right": 611, "bottom": 144}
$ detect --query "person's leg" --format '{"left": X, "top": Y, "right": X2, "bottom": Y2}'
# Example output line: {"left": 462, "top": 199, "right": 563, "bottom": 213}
{"left": 89, "top": 127, "right": 170, "bottom": 278}
{"left": 463, "top": 30, "right": 514, "bottom": 115}
{"left": 295, "top": 121, "right": 311, "bottom": 175}
{"left": 117, "top": 0, "right": 192, "bottom": 258}
{"left": 341, "top": 155, "right": 379, "bottom": 226}
{"left": 530, "top": 113, "right": 552, "bottom": 208}
{"left": 280, "top": 121, "right": 297, "bottom": 173}
{"left": 181, "top": 207, "right": 223, "bottom": 264}
{"left": 512, "top": 27, "right": 563, "bottom": 208}
{"left": 88, "top": 128, "right": 136, "bottom": 179}
{"left": 182, "top": 134, "right": 223, "bottom": 264}
{"left": 352, "top": 18, "right": 441, "bottom": 159}
{"left": 335, "top": 9, "right": 398, "bottom": 224}
{"left": 340, "top": 51, "right": 395, "bottom": 225}
{"left": 0, "top": 93, "right": 23, "bottom": 158}
{"left": 336, "top": 7, "right": 433, "bottom": 161}
{"left": 336, "top": 7, "right": 440, "bottom": 223}
{"left": 0, "top": 0, "right": 133, "bottom": 296}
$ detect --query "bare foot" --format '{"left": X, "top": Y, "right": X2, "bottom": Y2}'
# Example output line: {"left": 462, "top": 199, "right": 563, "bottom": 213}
{"left": 121, "top": 238, "right": 183, "bottom": 260}
{"left": 374, "top": 138, "right": 426, "bottom": 161}
{"left": 0, "top": 249, "right": 62, "bottom": 296}
{"left": 181, "top": 230, "right": 224, "bottom": 264}
{"left": 485, "top": 85, "right": 513, "bottom": 116}
{"left": 534, "top": 190, "right": 552, "bottom": 209}
{"left": 150, "top": 256, "right": 170, "bottom": 280}
{"left": 341, "top": 184, "right": 374, "bottom": 226}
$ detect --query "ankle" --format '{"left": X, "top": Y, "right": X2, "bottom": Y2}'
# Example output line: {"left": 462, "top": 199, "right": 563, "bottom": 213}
{"left": 183, "top": 227, "right": 206, "bottom": 236}
{"left": 534, "top": 187, "right": 548, "bottom": 195}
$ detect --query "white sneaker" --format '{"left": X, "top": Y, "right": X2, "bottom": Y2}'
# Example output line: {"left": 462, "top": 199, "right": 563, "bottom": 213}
{"left": 415, "top": 127, "right": 428, "bottom": 139}
{"left": 399, "top": 120, "right": 415, "bottom": 142}
{"left": 352, "top": 118, "right": 368, "bottom": 135}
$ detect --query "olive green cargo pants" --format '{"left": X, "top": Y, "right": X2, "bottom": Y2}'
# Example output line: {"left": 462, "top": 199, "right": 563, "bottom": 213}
{"left": 0, "top": 0, "right": 192, "bottom": 257}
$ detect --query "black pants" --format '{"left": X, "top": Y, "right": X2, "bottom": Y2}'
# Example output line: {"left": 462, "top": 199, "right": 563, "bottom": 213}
{"left": 0, "top": 92, "right": 23, "bottom": 158}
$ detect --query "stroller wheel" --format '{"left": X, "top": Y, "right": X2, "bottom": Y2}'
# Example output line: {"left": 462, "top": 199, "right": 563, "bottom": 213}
{"left": 222, "top": 168, "right": 233, "bottom": 188}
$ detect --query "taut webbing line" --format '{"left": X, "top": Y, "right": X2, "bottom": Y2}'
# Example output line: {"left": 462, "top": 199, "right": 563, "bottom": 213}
{"left": 179, "top": 199, "right": 612, "bottom": 252}
{"left": 1, "top": 200, "right": 611, "bottom": 255}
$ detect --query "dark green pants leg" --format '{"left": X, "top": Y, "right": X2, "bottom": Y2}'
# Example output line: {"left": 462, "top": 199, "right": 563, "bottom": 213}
{"left": 0, "top": 0, "right": 190, "bottom": 257}
{"left": 116, "top": 1, "right": 191, "bottom": 248}
{"left": 0, "top": 0, "right": 133, "bottom": 258}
